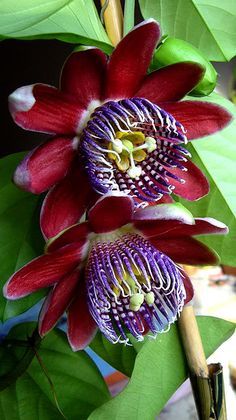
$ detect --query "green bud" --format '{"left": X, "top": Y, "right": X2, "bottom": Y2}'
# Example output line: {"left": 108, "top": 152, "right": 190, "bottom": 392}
{"left": 151, "top": 37, "right": 217, "bottom": 96}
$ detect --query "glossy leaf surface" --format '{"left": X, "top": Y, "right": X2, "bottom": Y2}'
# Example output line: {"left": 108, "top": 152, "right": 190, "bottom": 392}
{"left": 139, "top": 0, "right": 236, "bottom": 61}
{"left": 89, "top": 316, "right": 235, "bottom": 419}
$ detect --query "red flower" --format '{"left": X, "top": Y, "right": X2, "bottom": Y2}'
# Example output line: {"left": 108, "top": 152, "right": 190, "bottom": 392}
{"left": 9, "top": 20, "right": 231, "bottom": 239}
{"left": 4, "top": 194, "right": 228, "bottom": 350}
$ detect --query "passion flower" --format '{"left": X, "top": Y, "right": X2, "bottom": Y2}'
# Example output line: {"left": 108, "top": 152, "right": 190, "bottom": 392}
{"left": 9, "top": 20, "right": 231, "bottom": 239}
{"left": 4, "top": 194, "right": 228, "bottom": 350}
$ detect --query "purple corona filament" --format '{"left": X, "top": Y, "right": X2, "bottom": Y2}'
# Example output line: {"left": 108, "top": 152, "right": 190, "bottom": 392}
{"left": 81, "top": 98, "right": 189, "bottom": 203}
{"left": 86, "top": 233, "right": 186, "bottom": 344}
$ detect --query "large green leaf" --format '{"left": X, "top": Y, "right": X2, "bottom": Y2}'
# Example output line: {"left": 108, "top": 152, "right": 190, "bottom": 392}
{"left": 0, "top": 323, "right": 110, "bottom": 419}
{"left": 139, "top": 0, "right": 236, "bottom": 61}
{"left": 178, "top": 94, "right": 236, "bottom": 266}
{"left": 0, "top": 0, "right": 112, "bottom": 52}
{"left": 0, "top": 153, "right": 45, "bottom": 322}
{"left": 89, "top": 316, "right": 235, "bottom": 419}
{"left": 90, "top": 332, "right": 136, "bottom": 377}
{"left": 123, "top": 0, "right": 135, "bottom": 35}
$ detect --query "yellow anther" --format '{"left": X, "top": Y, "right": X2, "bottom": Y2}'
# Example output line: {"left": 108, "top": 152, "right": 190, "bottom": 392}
{"left": 133, "top": 149, "right": 147, "bottom": 162}
{"left": 108, "top": 142, "right": 118, "bottom": 160}
{"left": 116, "top": 156, "right": 129, "bottom": 171}
{"left": 112, "top": 286, "right": 120, "bottom": 297}
{"left": 115, "top": 131, "right": 125, "bottom": 139}
{"left": 131, "top": 265, "right": 141, "bottom": 276}
{"left": 125, "top": 131, "right": 145, "bottom": 145}
{"left": 107, "top": 130, "right": 152, "bottom": 175}
{"left": 125, "top": 275, "right": 137, "bottom": 291}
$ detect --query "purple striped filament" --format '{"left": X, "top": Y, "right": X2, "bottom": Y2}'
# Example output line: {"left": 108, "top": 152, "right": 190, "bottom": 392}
{"left": 86, "top": 233, "right": 186, "bottom": 344}
{"left": 81, "top": 97, "right": 190, "bottom": 203}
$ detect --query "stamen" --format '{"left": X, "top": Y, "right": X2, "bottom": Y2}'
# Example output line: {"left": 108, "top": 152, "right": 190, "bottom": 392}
{"left": 81, "top": 97, "right": 189, "bottom": 203}
{"left": 86, "top": 233, "right": 186, "bottom": 344}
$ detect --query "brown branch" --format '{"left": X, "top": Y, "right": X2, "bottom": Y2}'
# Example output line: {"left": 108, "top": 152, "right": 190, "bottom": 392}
{"left": 178, "top": 305, "right": 227, "bottom": 419}
{"left": 178, "top": 305, "right": 209, "bottom": 378}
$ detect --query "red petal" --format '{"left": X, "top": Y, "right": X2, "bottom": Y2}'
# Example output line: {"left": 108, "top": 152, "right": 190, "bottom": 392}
{"left": 104, "top": 20, "right": 161, "bottom": 99}
{"left": 160, "top": 101, "right": 232, "bottom": 140}
{"left": 169, "top": 159, "right": 209, "bottom": 201}
{"left": 40, "top": 164, "right": 93, "bottom": 239}
{"left": 150, "top": 236, "right": 219, "bottom": 265}
{"left": 133, "top": 194, "right": 173, "bottom": 209}
{"left": 39, "top": 270, "right": 79, "bottom": 336}
{"left": 4, "top": 244, "right": 83, "bottom": 300}
{"left": 157, "top": 195, "right": 174, "bottom": 203}
{"left": 133, "top": 202, "right": 194, "bottom": 222}
{"left": 136, "top": 219, "right": 189, "bottom": 238}
{"left": 88, "top": 193, "right": 134, "bottom": 233}
{"left": 47, "top": 222, "right": 90, "bottom": 253}
{"left": 9, "top": 84, "right": 87, "bottom": 135}
{"left": 14, "top": 137, "right": 77, "bottom": 194}
{"left": 133, "top": 202, "right": 194, "bottom": 237}
{"left": 136, "top": 62, "right": 204, "bottom": 102}
{"left": 60, "top": 48, "right": 107, "bottom": 107}
{"left": 163, "top": 217, "right": 228, "bottom": 238}
{"left": 67, "top": 281, "right": 97, "bottom": 351}
{"left": 182, "top": 272, "right": 194, "bottom": 304}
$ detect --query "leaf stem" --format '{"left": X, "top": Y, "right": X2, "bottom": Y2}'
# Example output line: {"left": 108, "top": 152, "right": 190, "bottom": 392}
{"left": 100, "top": 0, "right": 123, "bottom": 46}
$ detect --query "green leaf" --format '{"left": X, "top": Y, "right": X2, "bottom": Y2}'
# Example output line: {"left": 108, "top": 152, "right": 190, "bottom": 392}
{"left": 90, "top": 332, "right": 137, "bottom": 377}
{"left": 0, "top": 323, "right": 110, "bottom": 419}
{"left": 0, "top": 329, "right": 41, "bottom": 391}
{"left": 124, "top": 0, "right": 135, "bottom": 36}
{"left": 177, "top": 94, "right": 236, "bottom": 266}
{"left": 89, "top": 316, "right": 235, "bottom": 419}
{"left": 0, "top": 153, "right": 45, "bottom": 322}
{"left": 0, "top": 0, "right": 112, "bottom": 53}
{"left": 139, "top": 0, "right": 236, "bottom": 61}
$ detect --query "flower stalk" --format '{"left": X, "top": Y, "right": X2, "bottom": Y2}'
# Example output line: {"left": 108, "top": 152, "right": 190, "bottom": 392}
{"left": 100, "top": 0, "right": 123, "bottom": 46}
{"left": 178, "top": 305, "right": 227, "bottom": 419}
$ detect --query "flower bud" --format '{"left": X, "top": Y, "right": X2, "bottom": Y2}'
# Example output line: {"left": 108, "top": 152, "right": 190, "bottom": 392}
{"left": 151, "top": 37, "right": 217, "bottom": 96}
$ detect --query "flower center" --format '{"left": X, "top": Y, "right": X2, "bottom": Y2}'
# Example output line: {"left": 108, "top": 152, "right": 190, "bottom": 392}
{"left": 111, "top": 270, "right": 155, "bottom": 312}
{"left": 81, "top": 98, "right": 189, "bottom": 203}
{"left": 108, "top": 131, "right": 157, "bottom": 178}
{"left": 86, "top": 233, "right": 186, "bottom": 344}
